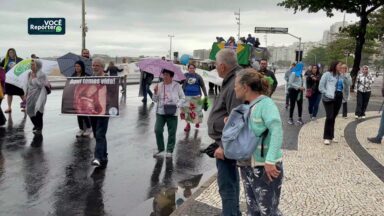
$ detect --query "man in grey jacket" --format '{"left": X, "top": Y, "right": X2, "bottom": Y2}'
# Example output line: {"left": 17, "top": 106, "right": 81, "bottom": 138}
{"left": 208, "top": 48, "right": 243, "bottom": 216}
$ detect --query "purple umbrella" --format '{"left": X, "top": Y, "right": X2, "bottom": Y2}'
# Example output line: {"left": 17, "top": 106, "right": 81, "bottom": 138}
{"left": 138, "top": 58, "right": 185, "bottom": 81}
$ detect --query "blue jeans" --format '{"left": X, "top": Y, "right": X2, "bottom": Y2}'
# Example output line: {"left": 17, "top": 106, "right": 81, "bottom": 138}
{"left": 216, "top": 158, "right": 241, "bottom": 216}
{"left": 376, "top": 111, "right": 384, "bottom": 140}
{"left": 308, "top": 93, "right": 321, "bottom": 117}
{"left": 90, "top": 117, "right": 109, "bottom": 161}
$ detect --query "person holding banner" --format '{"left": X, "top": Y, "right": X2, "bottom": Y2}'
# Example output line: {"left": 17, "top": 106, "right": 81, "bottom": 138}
{"left": 0, "top": 48, "right": 24, "bottom": 113}
{"left": 89, "top": 58, "right": 110, "bottom": 167}
{"left": 26, "top": 59, "right": 48, "bottom": 134}
{"left": 72, "top": 60, "right": 92, "bottom": 137}
{"left": 153, "top": 69, "right": 185, "bottom": 158}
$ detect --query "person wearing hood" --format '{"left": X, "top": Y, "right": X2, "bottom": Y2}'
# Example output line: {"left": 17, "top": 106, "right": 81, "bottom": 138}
{"left": 72, "top": 60, "right": 92, "bottom": 137}
{"left": 0, "top": 48, "right": 25, "bottom": 113}
{"left": 26, "top": 59, "right": 48, "bottom": 134}
{"left": 287, "top": 62, "right": 304, "bottom": 125}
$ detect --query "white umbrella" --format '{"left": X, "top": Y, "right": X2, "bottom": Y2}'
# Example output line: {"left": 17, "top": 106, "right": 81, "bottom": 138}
{"left": 6, "top": 59, "right": 59, "bottom": 92}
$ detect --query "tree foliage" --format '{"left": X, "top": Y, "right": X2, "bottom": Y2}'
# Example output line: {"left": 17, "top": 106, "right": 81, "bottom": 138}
{"left": 278, "top": 0, "right": 384, "bottom": 89}
{"left": 277, "top": 0, "right": 383, "bottom": 17}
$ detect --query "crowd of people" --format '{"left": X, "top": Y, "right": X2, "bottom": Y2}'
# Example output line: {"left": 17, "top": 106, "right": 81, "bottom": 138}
{"left": 0, "top": 48, "right": 114, "bottom": 168}
{"left": 283, "top": 61, "right": 376, "bottom": 146}
{"left": 1, "top": 45, "right": 383, "bottom": 216}
{"left": 216, "top": 33, "right": 261, "bottom": 48}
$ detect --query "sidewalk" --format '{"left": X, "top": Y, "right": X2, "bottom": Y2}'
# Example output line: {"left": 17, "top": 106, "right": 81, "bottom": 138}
{"left": 172, "top": 76, "right": 384, "bottom": 216}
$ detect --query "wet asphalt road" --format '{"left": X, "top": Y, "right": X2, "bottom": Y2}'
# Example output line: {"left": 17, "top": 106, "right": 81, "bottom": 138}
{"left": 0, "top": 73, "right": 298, "bottom": 216}
{"left": 0, "top": 84, "right": 217, "bottom": 216}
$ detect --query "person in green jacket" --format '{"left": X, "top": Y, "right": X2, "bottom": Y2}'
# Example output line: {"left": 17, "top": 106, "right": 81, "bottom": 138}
{"left": 233, "top": 68, "right": 284, "bottom": 215}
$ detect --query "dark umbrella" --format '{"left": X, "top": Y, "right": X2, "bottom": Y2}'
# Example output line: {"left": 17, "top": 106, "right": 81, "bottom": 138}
{"left": 57, "top": 52, "right": 92, "bottom": 77}
{"left": 200, "top": 142, "right": 219, "bottom": 158}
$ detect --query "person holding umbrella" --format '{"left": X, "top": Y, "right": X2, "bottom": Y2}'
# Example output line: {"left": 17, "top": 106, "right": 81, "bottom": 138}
{"left": 152, "top": 69, "right": 185, "bottom": 158}
{"left": 0, "top": 48, "right": 24, "bottom": 113}
{"left": 26, "top": 59, "right": 48, "bottom": 134}
{"left": 72, "top": 60, "right": 92, "bottom": 137}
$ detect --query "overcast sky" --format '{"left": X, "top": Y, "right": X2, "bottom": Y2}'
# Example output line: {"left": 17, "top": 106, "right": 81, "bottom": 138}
{"left": 0, "top": 0, "right": 359, "bottom": 58}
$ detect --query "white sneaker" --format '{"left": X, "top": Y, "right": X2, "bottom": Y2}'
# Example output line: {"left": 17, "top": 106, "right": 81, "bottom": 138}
{"left": 76, "top": 130, "right": 84, "bottom": 137}
{"left": 332, "top": 139, "right": 339, "bottom": 143}
{"left": 91, "top": 159, "right": 101, "bottom": 167}
{"left": 355, "top": 115, "right": 359, "bottom": 119}
{"left": 82, "top": 128, "right": 92, "bottom": 137}
{"left": 153, "top": 151, "right": 165, "bottom": 158}
{"left": 362, "top": 116, "right": 366, "bottom": 119}
{"left": 324, "top": 139, "right": 331, "bottom": 145}
{"left": 166, "top": 152, "right": 173, "bottom": 158}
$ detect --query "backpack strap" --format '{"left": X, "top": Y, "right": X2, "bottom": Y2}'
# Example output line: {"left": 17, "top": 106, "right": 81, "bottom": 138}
{"left": 248, "top": 95, "right": 269, "bottom": 158}
{"left": 260, "top": 129, "right": 269, "bottom": 158}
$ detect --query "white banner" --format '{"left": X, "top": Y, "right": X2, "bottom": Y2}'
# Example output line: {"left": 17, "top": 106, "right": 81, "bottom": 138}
{"left": 177, "top": 64, "right": 223, "bottom": 86}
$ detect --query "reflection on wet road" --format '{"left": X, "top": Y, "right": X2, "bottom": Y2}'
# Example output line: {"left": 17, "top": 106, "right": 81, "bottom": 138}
{"left": 0, "top": 85, "right": 216, "bottom": 216}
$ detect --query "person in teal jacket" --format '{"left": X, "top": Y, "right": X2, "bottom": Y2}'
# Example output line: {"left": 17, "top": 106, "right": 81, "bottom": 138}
{"left": 233, "top": 68, "right": 283, "bottom": 215}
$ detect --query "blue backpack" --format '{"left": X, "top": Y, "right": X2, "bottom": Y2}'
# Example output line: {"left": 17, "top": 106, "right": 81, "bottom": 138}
{"left": 222, "top": 96, "right": 268, "bottom": 160}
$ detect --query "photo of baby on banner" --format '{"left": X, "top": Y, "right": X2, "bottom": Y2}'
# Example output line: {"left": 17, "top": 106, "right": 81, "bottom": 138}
{"left": 61, "top": 77, "right": 120, "bottom": 116}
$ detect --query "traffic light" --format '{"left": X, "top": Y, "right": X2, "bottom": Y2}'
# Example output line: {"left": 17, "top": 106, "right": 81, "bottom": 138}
{"left": 295, "top": 50, "right": 303, "bottom": 62}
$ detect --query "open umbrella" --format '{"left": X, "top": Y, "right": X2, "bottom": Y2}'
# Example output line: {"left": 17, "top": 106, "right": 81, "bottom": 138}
{"left": 6, "top": 59, "right": 59, "bottom": 92}
{"left": 57, "top": 52, "right": 92, "bottom": 77}
{"left": 138, "top": 58, "right": 185, "bottom": 81}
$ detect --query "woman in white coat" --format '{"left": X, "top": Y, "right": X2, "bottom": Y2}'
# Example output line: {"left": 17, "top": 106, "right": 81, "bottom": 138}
{"left": 26, "top": 59, "right": 48, "bottom": 134}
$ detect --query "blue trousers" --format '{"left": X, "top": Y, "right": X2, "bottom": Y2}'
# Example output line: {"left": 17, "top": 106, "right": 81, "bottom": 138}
{"left": 216, "top": 158, "right": 241, "bottom": 216}
{"left": 308, "top": 93, "right": 321, "bottom": 117}
{"left": 142, "top": 83, "right": 153, "bottom": 102}
{"left": 90, "top": 116, "right": 109, "bottom": 161}
{"left": 375, "top": 111, "right": 384, "bottom": 140}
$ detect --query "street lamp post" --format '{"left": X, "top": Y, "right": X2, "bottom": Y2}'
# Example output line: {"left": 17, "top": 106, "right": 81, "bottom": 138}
{"left": 234, "top": 9, "right": 240, "bottom": 40}
{"left": 309, "top": 53, "right": 317, "bottom": 64}
{"left": 287, "top": 32, "right": 302, "bottom": 61}
{"left": 81, "top": 0, "right": 87, "bottom": 50}
{"left": 168, "top": 34, "right": 174, "bottom": 61}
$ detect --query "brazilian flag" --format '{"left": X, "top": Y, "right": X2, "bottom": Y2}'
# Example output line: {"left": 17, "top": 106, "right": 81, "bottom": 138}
{"left": 209, "top": 42, "right": 251, "bottom": 65}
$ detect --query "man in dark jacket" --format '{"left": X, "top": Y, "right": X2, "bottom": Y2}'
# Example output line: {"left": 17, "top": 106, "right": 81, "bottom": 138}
{"left": 105, "top": 61, "right": 123, "bottom": 76}
{"left": 207, "top": 48, "right": 242, "bottom": 216}
{"left": 259, "top": 59, "right": 278, "bottom": 96}
{"left": 141, "top": 71, "right": 154, "bottom": 103}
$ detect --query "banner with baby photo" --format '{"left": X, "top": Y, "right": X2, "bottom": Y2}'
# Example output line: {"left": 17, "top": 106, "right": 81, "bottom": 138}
{"left": 61, "top": 76, "right": 120, "bottom": 117}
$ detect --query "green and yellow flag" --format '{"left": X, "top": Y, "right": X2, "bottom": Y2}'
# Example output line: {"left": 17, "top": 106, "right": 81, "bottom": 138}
{"left": 209, "top": 42, "right": 251, "bottom": 65}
